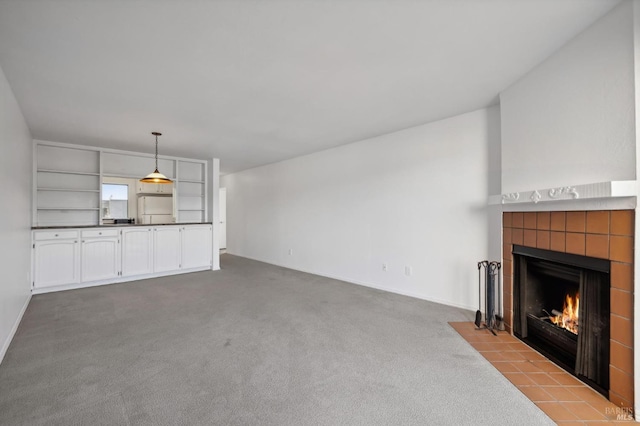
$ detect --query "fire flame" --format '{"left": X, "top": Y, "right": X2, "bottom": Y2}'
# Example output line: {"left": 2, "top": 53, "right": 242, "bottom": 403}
{"left": 551, "top": 293, "right": 579, "bottom": 335}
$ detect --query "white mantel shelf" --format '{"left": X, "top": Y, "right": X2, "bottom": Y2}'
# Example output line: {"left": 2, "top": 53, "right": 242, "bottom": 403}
{"left": 489, "top": 181, "right": 638, "bottom": 206}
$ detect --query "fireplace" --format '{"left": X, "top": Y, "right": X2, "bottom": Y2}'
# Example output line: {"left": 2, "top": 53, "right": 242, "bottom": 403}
{"left": 502, "top": 210, "right": 634, "bottom": 409}
{"left": 512, "top": 245, "right": 610, "bottom": 395}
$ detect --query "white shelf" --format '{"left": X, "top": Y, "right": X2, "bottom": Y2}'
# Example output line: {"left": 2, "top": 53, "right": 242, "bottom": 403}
{"left": 179, "top": 179, "right": 204, "bottom": 184}
{"left": 37, "top": 188, "right": 100, "bottom": 193}
{"left": 102, "top": 173, "right": 143, "bottom": 179}
{"left": 178, "top": 209, "right": 205, "bottom": 211}
{"left": 38, "top": 207, "right": 100, "bottom": 211}
{"left": 491, "top": 181, "right": 638, "bottom": 206}
{"left": 37, "top": 169, "right": 100, "bottom": 176}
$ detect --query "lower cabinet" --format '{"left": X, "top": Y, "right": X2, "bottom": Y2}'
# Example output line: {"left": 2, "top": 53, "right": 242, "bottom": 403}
{"left": 32, "top": 224, "right": 213, "bottom": 292}
{"left": 81, "top": 229, "right": 120, "bottom": 282}
{"left": 121, "top": 227, "right": 154, "bottom": 277}
{"left": 181, "top": 225, "right": 213, "bottom": 269}
{"left": 154, "top": 225, "right": 213, "bottom": 272}
{"left": 33, "top": 231, "right": 80, "bottom": 288}
{"left": 153, "top": 226, "right": 182, "bottom": 272}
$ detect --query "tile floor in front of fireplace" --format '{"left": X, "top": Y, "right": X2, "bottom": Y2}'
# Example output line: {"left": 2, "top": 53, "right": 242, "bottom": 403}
{"left": 450, "top": 322, "right": 633, "bottom": 424}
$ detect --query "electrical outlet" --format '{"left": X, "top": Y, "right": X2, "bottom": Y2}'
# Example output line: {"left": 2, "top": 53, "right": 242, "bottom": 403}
{"left": 382, "top": 263, "right": 388, "bottom": 272}
{"left": 405, "top": 266, "right": 412, "bottom": 276}
{"left": 288, "top": 249, "right": 293, "bottom": 255}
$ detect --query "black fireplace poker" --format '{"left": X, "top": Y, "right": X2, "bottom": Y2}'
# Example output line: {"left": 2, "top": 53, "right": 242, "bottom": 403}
{"left": 476, "top": 260, "right": 503, "bottom": 335}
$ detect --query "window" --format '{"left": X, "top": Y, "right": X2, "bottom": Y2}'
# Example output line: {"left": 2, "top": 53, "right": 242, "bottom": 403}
{"left": 102, "top": 184, "right": 128, "bottom": 219}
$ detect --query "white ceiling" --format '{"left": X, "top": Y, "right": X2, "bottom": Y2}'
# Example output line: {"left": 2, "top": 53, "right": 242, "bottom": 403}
{"left": 0, "top": 0, "right": 621, "bottom": 174}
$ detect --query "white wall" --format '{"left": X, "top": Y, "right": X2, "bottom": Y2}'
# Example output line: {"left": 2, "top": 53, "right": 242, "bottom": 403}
{"left": 223, "top": 107, "right": 499, "bottom": 310}
{"left": 486, "top": 106, "right": 502, "bottom": 262}
{"left": 0, "top": 64, "right": 32, "bottom": 364}
{"left": 500, "top": 1, "right": 635, "bottom": 194}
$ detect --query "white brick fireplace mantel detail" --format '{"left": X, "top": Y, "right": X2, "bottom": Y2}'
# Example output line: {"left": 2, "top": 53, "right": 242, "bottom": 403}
{"left": 489, "top": 181, "right": 638, "bottom": 210}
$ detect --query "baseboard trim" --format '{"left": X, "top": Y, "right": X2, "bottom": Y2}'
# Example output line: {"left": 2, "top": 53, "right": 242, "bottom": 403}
{"left": 229, "top": 252, "right": 475, "bottom": 312}
{"left": 0, "top": 294, "right": 31, "bottom": 366}
{"left": 32, "top": 266, "right": 213, "bottom": 295}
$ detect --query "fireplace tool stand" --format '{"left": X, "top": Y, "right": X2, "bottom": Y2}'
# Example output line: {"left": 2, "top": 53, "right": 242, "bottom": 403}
{"left": 475, "top": 260, "right": 503, "bottom": 335}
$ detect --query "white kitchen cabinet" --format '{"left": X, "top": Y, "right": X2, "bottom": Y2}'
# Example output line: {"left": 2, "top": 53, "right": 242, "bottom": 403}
{"left": 181, "top": 225, "right": 212, "bottom": 269}
{"left": 32, "top": 223, "right": 214, "bottom": 294}
{"left": 153, "top": 226, "right": 182, "bottom": 272}
{"left": 33, "top": 231, "right": 80, "bottom": 288}
{"left": 136, "top": 182, "right": 173, "bottom": 195}
{"left": 121, "top": 227, "right": 153, "bottom": 276}
{"left": 81, "top": 229, "right": 120, "bottom": 282}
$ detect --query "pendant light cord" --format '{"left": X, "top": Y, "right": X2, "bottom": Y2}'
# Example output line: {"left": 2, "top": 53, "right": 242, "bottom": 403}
{"left": 141, "top": 131, "right": 171, "bottom": 183}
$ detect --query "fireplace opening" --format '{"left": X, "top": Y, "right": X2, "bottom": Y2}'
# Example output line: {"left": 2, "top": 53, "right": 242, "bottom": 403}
{"left": 512, "top": 245, "right": 610, "bottom": 396}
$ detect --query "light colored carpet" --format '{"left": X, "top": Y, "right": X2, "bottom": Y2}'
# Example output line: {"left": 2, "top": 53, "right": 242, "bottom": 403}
{"left": 0, "top": 254, "right": 553, "bottom": 425}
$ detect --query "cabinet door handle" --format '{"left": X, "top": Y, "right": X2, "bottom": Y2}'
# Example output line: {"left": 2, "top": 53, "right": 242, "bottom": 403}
{"left": 55, "top": 234, "right": 59, "bottom": 237}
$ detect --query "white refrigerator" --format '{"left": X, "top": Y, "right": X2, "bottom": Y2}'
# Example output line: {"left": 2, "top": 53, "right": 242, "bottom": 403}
{"left": 138, "top": 196, "right": 174, "bottom": 224}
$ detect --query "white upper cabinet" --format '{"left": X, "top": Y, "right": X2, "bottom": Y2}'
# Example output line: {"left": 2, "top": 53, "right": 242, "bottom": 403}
{"left": 136, "top": 182, "right": 174, "bottom": 195}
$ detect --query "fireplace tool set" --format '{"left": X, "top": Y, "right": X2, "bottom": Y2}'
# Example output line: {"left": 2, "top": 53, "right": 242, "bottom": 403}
{"left": 475, "top": 260, "right": 503, "bottom": 335}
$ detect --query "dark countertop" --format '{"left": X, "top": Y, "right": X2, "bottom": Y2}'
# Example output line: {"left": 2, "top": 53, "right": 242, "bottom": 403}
{"left": 32, "top": 222, "right": 213, "bottom": 230}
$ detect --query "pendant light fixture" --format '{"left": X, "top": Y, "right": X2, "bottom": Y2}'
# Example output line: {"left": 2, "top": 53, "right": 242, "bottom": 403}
{"left": 140, "top": 132, "right": 173, "bottom": 184}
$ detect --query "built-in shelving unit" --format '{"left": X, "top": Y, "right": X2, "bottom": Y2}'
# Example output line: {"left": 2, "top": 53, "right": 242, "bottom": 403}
{"left": 33, "top": 140, "right": 209, "bottom": 227}
{"left": 176, "top": 160, "right": 206, "bottom": 223}
{"left": 34, "top": 144, "right": 101, "bottom": 226}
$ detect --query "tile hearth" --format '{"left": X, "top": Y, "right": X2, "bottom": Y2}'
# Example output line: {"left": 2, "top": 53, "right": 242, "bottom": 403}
{"left": 450, "top": 322, "right": 633, "bottom": 424}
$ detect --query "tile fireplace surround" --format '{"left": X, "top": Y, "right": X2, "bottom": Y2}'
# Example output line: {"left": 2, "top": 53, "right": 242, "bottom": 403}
{"left": 503, "top": 210, "right": 634, "bottom": 409}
